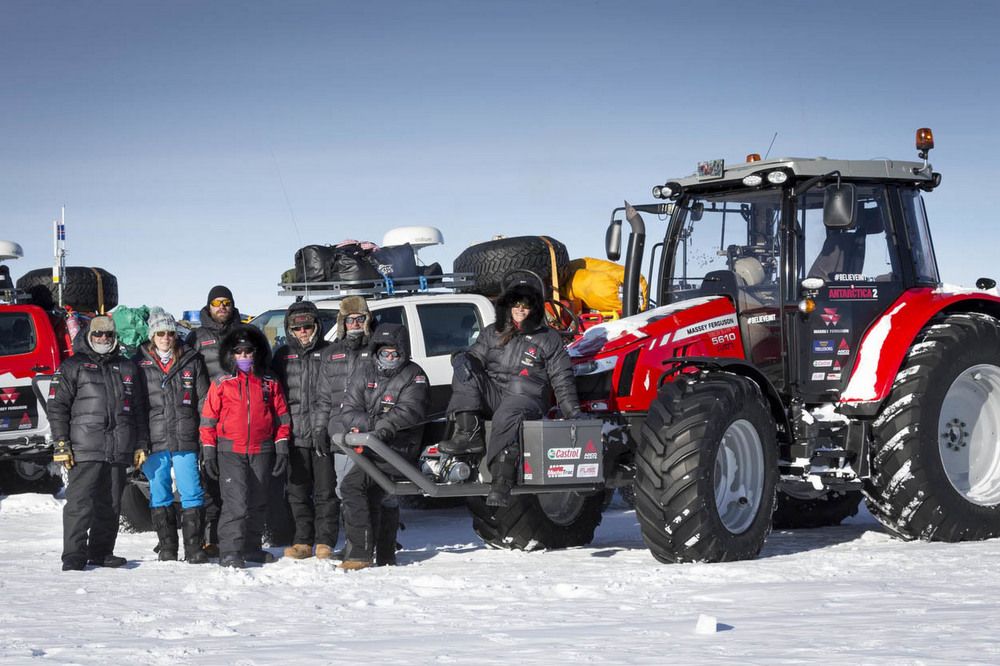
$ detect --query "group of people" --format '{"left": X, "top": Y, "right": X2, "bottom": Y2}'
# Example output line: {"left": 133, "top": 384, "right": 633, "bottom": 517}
{"left": 50, "top": 280, "right": 582, "bottom": 572}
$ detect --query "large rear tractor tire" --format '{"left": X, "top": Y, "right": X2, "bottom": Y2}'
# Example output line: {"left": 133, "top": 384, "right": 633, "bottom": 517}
{"left": 468, "top": 490, "right": 605, "bottom": 551}
{"left": 866, "top": 312, "right": 1000, "bottom": 541}
{"left": 453, "top": 236, "right": 569, "bottom": 298}
{"left": 635, "top": 372, "right": 778, "bottom": 563}
{"left": 771, "top": 489, "right": 861, "bottom": 529}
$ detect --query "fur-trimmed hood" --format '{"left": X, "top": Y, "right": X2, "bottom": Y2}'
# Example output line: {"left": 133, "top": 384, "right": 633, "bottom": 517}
{"left": 219, "top": 324, "right": 272, "bottom": 376}
{"left": 495, "top": 283, "right": 545, "bottom": 334}
{"left": 370, "top": 322, "right": 411, "bottom": 364}
{"left": 283, "top": 300, "right": 324, "bottom": 351}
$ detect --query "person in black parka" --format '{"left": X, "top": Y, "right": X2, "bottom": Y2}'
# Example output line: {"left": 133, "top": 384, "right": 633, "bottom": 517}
{"left": 333, "top": 323, "right": 428, "bottom": 570}
{"left": 134, "top": 308, "right": 210, "bottom": 564}
{"left": 441, "top": 283, "right": 581, "bottom": 507}
{"left": 49, "top": 315, "right": 150, "bottom": 571}
{"left": 271, "top": 300, "right": 340, "bottom": 560}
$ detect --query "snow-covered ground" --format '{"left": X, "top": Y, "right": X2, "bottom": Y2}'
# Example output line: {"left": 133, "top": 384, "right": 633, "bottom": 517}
{"left": 2, "top": 492, "right": 999, "bottom": 665}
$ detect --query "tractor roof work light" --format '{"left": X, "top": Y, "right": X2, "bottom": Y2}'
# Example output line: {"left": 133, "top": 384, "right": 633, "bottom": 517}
{"left": 742, "top": 173, "right": 764, "bottom": 187}
{"left": 746, "top": 153, "right": 761, "bottom": 163}
{"left": 653, "top": 182, "right": 682, "bottom": 200}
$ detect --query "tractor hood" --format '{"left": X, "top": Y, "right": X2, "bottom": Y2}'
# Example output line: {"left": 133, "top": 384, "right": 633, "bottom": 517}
{"left": 568, "top": 295, "right": 730, "bottom": 358}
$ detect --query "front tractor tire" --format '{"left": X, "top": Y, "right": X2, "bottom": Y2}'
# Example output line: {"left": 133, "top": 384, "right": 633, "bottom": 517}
{"left": 468, "top": 491, "right": 605, "bottom": 551}
{"left": 635, "top": 373, "right": 778, "bottom": 563}
{"left": 866, "top": 312, "right": 1000, "bottom": 541}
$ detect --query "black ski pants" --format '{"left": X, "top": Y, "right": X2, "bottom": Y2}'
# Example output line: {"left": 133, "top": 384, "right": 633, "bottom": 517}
{"left": 217, "top": 451, "right": 273, "bottom": 557}
{"left": 339, "top": 463, "right": 384, "bottom": 561}
{"left": 286, "top": 446, "right": 340, "bottom": 547}
{"left": 62, "top": 461, "right": 127, "bottom": 565}
{"left": 447, "top": 360, "right": 543, "bottom": 463}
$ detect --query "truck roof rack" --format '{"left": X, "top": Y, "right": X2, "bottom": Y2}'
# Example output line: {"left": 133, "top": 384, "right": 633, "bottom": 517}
{"left": 278, "top": 272, "right": 476, "bottom": 300}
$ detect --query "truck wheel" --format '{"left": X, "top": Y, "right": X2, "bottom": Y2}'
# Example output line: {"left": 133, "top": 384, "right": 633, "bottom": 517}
{"left": 771, "top": 489, "right": 861, "bottom": 529}
{"left": 467, "top": 490, "right": 605, "bottom": 551}
{"left": 866, "top": 312, "right": 1000, "bottom": 541}
{"left": 635, "top": 373, "right": 778, "bottom": 563}
{"left": 16, "top": 266, "right": 118, "bottom": 312}
{"left": 453, "top": 236, "right": 569, "bottom": 297}
{"left": 119, "top": 481, "right": 154, "bottom": 533}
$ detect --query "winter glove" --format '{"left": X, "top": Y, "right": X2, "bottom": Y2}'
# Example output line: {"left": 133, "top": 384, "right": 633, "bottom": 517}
{"left": 272, "top": 453, "right": 289, "bottom": 478}
{"left": 562, "top": 405, "right": 587, "bottom": 420}
{"left": 133, "top": 448, "right": 149, "bottom": 469}
{"left": 313, "top": 426, "right": 330, "bottom": 457}
{"left": 272, "top": 439, "right": 289, "bottom": 477}
{"left": 202, "top": 445, "right": 219, "bottom": 481}
{"left": 373, "top": 426, "right": 394, "bottom": 443}
{"left": 53, "top": 440, "right": 74, "bottom": 470}
{"left": 451, "top": 352, "right": 474, "bottom": 383}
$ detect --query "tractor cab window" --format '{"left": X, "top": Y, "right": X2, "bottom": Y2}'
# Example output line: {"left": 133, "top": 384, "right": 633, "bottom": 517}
{"left": 665, "top": 189, "right": 781, "bottom": 310}
{"left": 799, "top": 185, "right": 899, "bottom": 284}
{"left": 899, "top": 188, "right": 940, "bottom": 284}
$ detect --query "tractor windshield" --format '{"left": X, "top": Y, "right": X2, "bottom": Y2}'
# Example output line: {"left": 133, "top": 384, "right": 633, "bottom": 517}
{"left": 663, "top": 189, "right": 782, "bottom": 305}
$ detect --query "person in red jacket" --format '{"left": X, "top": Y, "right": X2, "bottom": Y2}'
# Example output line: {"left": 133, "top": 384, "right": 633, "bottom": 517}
{"left": 200, "top": 325, "right": 291, "bottom": 568}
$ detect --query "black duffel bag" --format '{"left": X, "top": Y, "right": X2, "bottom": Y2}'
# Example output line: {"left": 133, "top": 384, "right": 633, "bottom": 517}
{"left": 294, "top": 245, "right": 334, "bottom": 283}
{"left": 329, "top": 243, "right": 382, "bottom": 282}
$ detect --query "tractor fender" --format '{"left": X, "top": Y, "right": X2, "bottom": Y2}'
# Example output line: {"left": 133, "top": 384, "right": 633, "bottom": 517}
{"left": 840, "top": 287, "right": 1000, "bottom": 415}
{"left": 659, "top": 356, "right": 791, "bottom": 444}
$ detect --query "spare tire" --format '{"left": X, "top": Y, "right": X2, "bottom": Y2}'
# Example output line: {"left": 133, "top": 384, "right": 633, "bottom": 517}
{"left": 16, "top": 266, "right": 118, "bottom": 312}
{"left": 453, "top": 236, "right": 569, "bottom": 297}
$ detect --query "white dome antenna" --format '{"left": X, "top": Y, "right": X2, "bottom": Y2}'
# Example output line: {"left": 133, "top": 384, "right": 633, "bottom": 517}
{"left": 382, "top": 226, "right": 444, "bottom": 263}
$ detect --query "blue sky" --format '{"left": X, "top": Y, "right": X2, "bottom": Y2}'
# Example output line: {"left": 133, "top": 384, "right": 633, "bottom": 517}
{"left": 2, "top": 0, "right": 999, "bottom": 317}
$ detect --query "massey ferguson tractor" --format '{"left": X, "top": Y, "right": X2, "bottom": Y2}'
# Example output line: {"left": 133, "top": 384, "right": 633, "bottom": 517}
{"left": 336, "top": 128, "right": 1000, "bottom": 564}
{"left": 575, "top": 127, "right": 1000, "bottom": 562}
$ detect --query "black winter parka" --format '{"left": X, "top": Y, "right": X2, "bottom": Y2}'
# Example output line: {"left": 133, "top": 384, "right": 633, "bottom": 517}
{"left": 271, "top": 301, "right": 330, "bottom": 449}
{"left": 335, "top": 324, "right": 429, "bottom": 458}
{"left": 312, "top": 334, "right": 371, "bottom": 435}
{"left": 47, "top": 328, "right": 150, "bottom": 464}
{"left": 185, "top": 306, "right": 241, "bottom": 379}
{"left": 134, "top": 342, "right": 209, "bottom": 454}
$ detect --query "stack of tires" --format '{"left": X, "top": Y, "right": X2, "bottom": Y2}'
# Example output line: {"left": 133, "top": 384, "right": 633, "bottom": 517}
{"left": 16, "top": 267, "right": 118, "bottom": 312}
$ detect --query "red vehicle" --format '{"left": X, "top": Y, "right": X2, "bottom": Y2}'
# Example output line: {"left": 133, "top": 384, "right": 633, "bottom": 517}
{"left": 571, "top": 128, "right": 1000, "bottom": 562}
{"left": 0, "top": 243, "right": 72, "bottom": 492}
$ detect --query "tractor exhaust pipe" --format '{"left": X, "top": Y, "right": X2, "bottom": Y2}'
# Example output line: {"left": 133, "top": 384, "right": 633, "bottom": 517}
{"left": 622, "top": 202, "right": 646, "bottom": 317}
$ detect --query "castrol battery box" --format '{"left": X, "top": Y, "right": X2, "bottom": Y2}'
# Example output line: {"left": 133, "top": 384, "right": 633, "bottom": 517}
{"left": 519, "top": 419, "right": 604, "bottom": 485}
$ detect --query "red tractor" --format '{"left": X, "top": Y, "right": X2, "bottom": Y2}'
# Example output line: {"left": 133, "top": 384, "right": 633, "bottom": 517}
{"left": 570, "top": 128, "right": 1000, "bottom": 562}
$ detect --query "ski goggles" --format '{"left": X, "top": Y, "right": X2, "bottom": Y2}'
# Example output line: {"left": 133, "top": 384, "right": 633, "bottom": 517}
{"left": 377, "top": 348, "right": 401, "bottom": 360}
{"left": 210, "top": 298, "right": 233, "bottom": 308}
{"left": 344, "top": 314, "right": 367, "bottom": 325}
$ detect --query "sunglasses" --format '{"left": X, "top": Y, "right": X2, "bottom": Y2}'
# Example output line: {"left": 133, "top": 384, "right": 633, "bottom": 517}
{"left": 377, "top": 349, "right": 401, "bottom": 360}
{"left": 511, "top": 301, "right": 532, "bottom": 310}
{"left": 154, "top": 331, "right": 176, "bottom": 338}
{"left": 90, "top": 331, "right": 116, "bottom": 339}
{"left": 210, "top": 298, "right": 233, "bottom": 308}
{"left": 233, "top": 347, "right": 255, "bottom": 356}
{"left": 290, "top": 324, "right": 316, "bottom": 332}
{"left": 345, "top": 314, "right": 367, "bottom": 325}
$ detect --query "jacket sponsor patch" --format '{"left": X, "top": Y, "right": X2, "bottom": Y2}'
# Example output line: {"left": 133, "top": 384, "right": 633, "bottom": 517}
{"left": 83, "top": 363, "right": 98, "bottom": 369}
{"left": 330, "top": 353, "right": 346, "bottom": 360}
{"left": 200, "top": 340, "right": 215, "bottom": 347}
{"left": 673, "top": 314, "right": 739, "bottom": 341}
{"left": 139, "top": 360, "right": 153, "bottom": 366}
{"left": 414, "top": 375, "right": 427, "bottom": 384}
{"left": 284, "top": 354, "right": 299, "bottom": 360}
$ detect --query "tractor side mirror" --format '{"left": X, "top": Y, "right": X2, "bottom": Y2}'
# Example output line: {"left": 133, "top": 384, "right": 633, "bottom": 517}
{"left": 606, "top": 220, "right": 622, "bottom": 261}
{"left": 690, "top": 202, "right": 704, "bottom": 222}
{"left": 823, "top": 183, "right": 857, "bottom": 229}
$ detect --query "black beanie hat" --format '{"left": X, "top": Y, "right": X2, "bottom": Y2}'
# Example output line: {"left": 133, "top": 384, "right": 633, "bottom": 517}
{"left": 206, "top": 285, "right": 234, "bottom": 306}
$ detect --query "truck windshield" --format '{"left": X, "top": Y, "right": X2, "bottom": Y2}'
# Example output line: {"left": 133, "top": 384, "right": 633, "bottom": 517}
{"left": 664, "top": 189, "right": 782, "bottom": 302}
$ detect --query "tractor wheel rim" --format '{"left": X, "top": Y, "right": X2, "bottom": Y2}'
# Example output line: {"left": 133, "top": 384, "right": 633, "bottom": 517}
{"left": 939, "top": 363, "right": 1000, "bottom": 505}
{"left": 714, "top": 418, "right": 765, "bottom": 534}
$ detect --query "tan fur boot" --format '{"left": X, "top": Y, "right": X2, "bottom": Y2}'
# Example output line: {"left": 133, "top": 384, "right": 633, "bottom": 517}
{"left": 283, "top": 543, "right": 313, "bottom": 559}
{"left": 314, "top": 544, "right": 334, "bottom": 560}
{"left": 338, "top": 559, "right": 372, "bottom": 571}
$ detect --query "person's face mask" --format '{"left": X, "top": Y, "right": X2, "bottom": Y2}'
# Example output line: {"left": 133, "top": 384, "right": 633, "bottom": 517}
{"left": 89, "top": 331, "right": 116, "bottom": 355}
{"left": 236, "top": 358, "right": 253, "bottom": 372}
